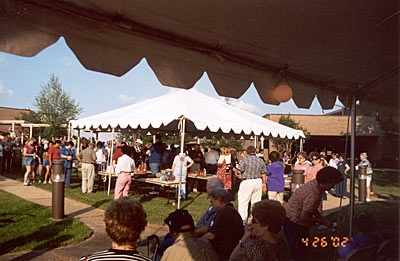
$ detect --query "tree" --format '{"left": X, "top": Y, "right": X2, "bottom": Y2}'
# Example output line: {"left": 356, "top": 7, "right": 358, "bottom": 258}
{"left": 271, "top": 115, "right": 310, "bottom": 155}
{"left": 204, "top": 136, "right": 243, "bottom": 151}
{"left": 21, "top": 74, "right": 83, "bottom": 139}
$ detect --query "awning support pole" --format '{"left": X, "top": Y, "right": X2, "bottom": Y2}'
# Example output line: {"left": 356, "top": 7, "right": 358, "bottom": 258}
{"left": 77, "top": 130, "right": 81, "bottom": 154}
{"left": 349, "top": 97, "right": 356, "bottom": 237}
{"left": 300, "top": 138, "right": 304, "bottom": 152}
{"left": 108, "top": 128, "right": 115, "bottom": 196}
{"left": 177, "top": 117, "right": 186, "bottom": 209}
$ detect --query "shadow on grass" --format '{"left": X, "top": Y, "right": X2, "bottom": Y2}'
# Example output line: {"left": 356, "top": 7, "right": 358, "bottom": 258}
{"left": 181, "top": 192, "right": 203, "bottom": 209}
{"left": 0, "top": 218, "right": 74, "bottom": 256}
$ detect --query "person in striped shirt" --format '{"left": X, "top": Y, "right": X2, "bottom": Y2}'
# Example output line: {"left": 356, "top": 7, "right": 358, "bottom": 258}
{"left": 80, "top": 197, "right": 150, "bottom": 261}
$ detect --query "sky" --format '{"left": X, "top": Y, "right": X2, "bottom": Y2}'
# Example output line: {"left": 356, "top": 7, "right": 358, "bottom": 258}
{"left": 0, "top": 37, "right": 344, "bottom": 119}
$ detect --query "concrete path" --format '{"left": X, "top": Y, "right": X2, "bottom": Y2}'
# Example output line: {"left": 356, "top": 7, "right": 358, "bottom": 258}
{"left": 0, "top": 175, "right": 168, "bottom": 261}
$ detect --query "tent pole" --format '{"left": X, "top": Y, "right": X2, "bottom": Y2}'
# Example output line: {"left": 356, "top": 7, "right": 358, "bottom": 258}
{"left": 90, "top": 130, "right": 93, "bottom": 143}
{"left": 349, "top": 97, "right": 356, "bottom": 237}
{"left": 177, "top": 117, "right": 186, "bottom": 209}
{"left": 300, "top": 138, "right": 303, "bottom": 152}
{"left": 108, "top": 128, "right": 115, "bottom": 196}
{"left": 77, "top": 130, "right": 81, "bottom": 154}
{"left": 67, "top": 123, "right": 71, "bottom": 141}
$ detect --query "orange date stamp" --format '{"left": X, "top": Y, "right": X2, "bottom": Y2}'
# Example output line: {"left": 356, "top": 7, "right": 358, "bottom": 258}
{"left": 301, "top": 236, "right": 349, "bottom": 248}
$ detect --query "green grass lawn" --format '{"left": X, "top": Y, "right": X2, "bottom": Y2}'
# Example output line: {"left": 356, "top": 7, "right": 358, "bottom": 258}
{"left": 0, "top": 190, "right": 92, "bottom": 255}
{"left": 1, "top": 169, "right": 213, "bottom": 225}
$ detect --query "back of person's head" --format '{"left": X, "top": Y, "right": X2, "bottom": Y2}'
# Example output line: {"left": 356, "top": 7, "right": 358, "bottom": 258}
{"left": 209, "top": 187, "right": 231, "bottom": 204}
{"left": 96, "top": 141, "right": 103, "bottom": 148}
{"left": 309, "top": 151, "right": 320, "bottom": 160}
{"left": 121, "top": 141, "right": 127, "bottom": 146}
{"left": 246, "top": 146, "right": 256, "bottom": 155}
{"left": 206, "top": 177, "right": 224, "bottom": 193}
{"left": 316, "top": 166, "right": 344, "bottom": 185}
{"left": 155, "top": 134, "right": 161, "bottom": 141}
{"left": 230, "top": 149, "right": 238, "bottom": 160}
{"left": 354, "top": 212, "right": 375, "bottom": 234}
{"left": 55, "top": 140, "right": 62, "bottom": 145}
{"left": 104, "top": 197, "right": 147, "bottom": 246}
{"left": 67, "top": 141, "right": 74, "bottom": 147}
{"left": 252, "top": 199, "right": 286, "bottom": 234}
{"left": 164, "top": 209, "right": 195, "bottom": 233}
{"left": 269, "top": 151, "right": 280, "bottom": 162}
{"left": 121, "top": 145, "right": 131, "bottom": 155}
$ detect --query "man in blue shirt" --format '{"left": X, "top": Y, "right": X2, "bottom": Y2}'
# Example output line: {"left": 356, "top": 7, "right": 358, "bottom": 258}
{"left": 148, "top": 134, "right": 165, "bottom": 195}
{"left": 60, "top": 141, "right": 74, "bottom": 189}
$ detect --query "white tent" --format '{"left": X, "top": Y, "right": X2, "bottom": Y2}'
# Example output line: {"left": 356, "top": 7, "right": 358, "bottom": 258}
{"left": 70, "top": 89, "right": 305, "bottom": 139}
{"left": 70, "top": 89, "right": 304, "bottom": 208}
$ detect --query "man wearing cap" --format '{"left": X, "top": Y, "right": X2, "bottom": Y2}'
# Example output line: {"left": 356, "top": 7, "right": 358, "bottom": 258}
{"left": 77, "top": 143, "right": 97, "bottom": 193}
{"left": 133, "top": 139, "right": 143, "bottom": 168}
{"left": 237, "top": 146, "right": 267, "bottom": 225}
{"left": 162, "top": 209, "right": 218, "bottom": 261}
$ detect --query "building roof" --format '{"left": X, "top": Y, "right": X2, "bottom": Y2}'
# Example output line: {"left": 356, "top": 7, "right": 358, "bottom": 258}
{"left": 0, "top": 106, "right": 31, "bottom": 121}
{"left": 265, "top": 113, "right": 383, "bottom": 136}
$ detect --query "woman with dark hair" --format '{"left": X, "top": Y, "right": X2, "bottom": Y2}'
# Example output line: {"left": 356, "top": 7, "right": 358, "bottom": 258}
{"left": 230, "top": 199, "right": 289, "bottom": 260}
{"left": 282, "top": 151, "right": 291, "bottom": 174}
{"left": 203, "top": 188, "right": 243, "bottom": 261}
{"left": 283, "top": 167, "right": 343, "bottom": 260}
{"left": 305, "top": 152, "right": 324, "bottom": 183}
{"left": 81, "top": 197, "right": 150, "bottom": 260}
{"left": 266, "top": 151, "right": 285, "bottom": 204}
{"left": 230, "top": 149, "right": 241, "bottom": 200}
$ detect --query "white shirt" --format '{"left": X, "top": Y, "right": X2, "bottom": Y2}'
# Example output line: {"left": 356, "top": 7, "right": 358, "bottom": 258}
{"left": 95, "top": 147, "right": 108, "bottom": 163}
{"left": 173, "top": 153, "right": 193, "bottom": 177}
{"left": 205, "top": 149, "right": 219, "bottom": 164}
{"left": 329, "top": 158, "right": 339, "bottom": 169}
{"left": 115, "top": 154, "right": 134, "bottom": 174}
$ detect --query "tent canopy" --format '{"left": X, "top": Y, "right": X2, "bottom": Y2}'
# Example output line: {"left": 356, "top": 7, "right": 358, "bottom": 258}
{"left": 1, "top": 0, "right": 398, "bottom": 119}
{"left": 70, "top": 89, "right": 305, "bottom": 139}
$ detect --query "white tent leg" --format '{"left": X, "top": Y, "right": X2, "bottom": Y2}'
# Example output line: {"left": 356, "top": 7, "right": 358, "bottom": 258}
{"left": 177, "top": 117, "right": 186, "bottom": 209}
{"left": 29, "top": 125, "right": 33, "bottom": 139}
{"left": 300, "top": 138, "right": 303, "bottom": 152}
{"left": 108, "top": 128, "right": 115, "bottom": 196}
{"left": 77, "top": 130, "right": 81, "bottom": 154}
{"left": 90, "top": 130, "right": 93, "bottom": 143}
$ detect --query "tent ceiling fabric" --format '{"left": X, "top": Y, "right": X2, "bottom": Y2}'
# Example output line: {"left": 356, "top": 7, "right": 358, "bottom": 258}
{"left": 70, "top": 89, "right": 305, "bottom": 139}
{"left": 1, "top": 0, "right": 398, "bottom": 119}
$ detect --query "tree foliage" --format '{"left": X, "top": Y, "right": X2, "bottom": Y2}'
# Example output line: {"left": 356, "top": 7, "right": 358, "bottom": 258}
{"left": 271, "top": 115, "right": 310, "bottom": 155}
{"left": 20, "top": 74, "right": 83, "bottom": 139}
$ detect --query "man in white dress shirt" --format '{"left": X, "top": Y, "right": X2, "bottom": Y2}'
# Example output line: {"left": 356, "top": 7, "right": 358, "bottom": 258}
{"left": 114, "top": 146, "right": 135, "bottom": 200}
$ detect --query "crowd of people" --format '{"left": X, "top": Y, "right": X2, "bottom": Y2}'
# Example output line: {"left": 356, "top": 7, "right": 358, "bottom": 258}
{"left": 82, "top": 166, "right": 345, "bottom": 261}
{"left": 0, "top": 130, "right": 387, "bottom": 260}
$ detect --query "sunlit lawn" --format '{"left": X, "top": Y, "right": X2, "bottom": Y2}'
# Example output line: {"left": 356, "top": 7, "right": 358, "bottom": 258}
{"left": 0, "top": 190, "right": 92, "bottom": 254}
{"left": 2, "top": 169, "right": 214, "bottom": 225}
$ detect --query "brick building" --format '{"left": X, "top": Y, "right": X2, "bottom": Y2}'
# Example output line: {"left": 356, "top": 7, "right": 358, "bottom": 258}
{"left": 0, "top": 106, "right": 31, "bottom": 136}
{"left": 264, "top": 110, "right": 398, "bottom": 167}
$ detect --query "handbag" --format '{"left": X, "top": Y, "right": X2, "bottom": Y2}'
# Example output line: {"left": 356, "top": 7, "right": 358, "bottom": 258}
{"left": 366, "top": 167, "right": 373, "bottom": 175}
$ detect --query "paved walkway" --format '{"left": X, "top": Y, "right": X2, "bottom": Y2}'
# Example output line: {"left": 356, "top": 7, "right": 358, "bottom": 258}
{"left": 0, "top": 175, "right": 168, "bottom": 261}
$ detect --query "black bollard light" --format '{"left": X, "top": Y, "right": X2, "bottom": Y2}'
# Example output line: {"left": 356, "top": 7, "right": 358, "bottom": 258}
{"left": 291, "top": 169, "right": 305, "bottom": 193}
{"left": 358, "top": 165, "right": 367, "bottom": 203}
{"left": 52, "top": 160, "right": 65, "bottom": 219}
